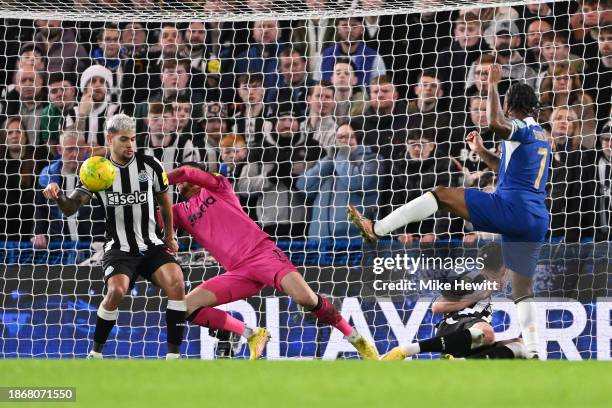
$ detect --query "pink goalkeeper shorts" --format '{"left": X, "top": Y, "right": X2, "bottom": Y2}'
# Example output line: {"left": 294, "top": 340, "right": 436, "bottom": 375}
{"left": 197, "top": 239, "right": 297, "bottom": 306}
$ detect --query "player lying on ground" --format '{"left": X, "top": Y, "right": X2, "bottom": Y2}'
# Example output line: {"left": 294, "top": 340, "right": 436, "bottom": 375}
{"left": 382, "top": 243, "right": 525, "bottom": 360}
{"left": 348, "top": 64, "right": 549, "bottom": 359}
{"left": 166, "top": 162, "right": 379, "bottom": 360}
{"left": 43, "top": 114, "right": 186, "bottom": 359}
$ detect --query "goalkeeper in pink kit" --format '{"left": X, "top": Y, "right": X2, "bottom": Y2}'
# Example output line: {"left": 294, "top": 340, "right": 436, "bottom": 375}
{"left": 167, "top": 163, "right": 378, "bottom": 360}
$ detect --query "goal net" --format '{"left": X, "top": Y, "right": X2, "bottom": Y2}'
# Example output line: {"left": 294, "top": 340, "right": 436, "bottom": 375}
{"left": 0, "top": 0, "right": 611, "bottom": 360}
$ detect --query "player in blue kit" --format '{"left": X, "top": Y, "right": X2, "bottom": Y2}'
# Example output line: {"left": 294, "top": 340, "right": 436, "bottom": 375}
{"left": 349, "top": 64, "right": 549, "bottom": 359}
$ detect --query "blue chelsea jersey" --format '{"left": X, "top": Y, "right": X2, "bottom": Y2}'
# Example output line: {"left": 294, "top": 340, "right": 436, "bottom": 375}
{"left": 497, "top": 117, "right": 551, "bottom": 199}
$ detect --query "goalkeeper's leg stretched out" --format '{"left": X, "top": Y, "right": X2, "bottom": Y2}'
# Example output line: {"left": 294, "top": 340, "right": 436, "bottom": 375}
{"left": 184, "top": 240, "right": 379, "bottom": 360}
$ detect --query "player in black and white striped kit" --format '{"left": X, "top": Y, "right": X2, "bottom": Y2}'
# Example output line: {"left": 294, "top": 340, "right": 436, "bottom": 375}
{"left": 42, "top": 113, "right": 186, "bottom": 359}
{"left": 382, "top": 243, "right": 526, "bottom": 360}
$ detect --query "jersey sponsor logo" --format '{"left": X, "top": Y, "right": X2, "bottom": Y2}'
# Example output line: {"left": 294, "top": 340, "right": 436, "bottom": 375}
{"left": 138, "top": 170, "right": 150, "bottom": 182}
{"left": 187, "top": 195, "right": 217, "bottom": 226}
{"left": 107, "top": 191, "right": 148, "bottom": 206}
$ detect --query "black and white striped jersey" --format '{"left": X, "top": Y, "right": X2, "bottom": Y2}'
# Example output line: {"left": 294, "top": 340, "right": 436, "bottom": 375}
{"left": 76, "top": 153, "right": 169, "bottom": 253}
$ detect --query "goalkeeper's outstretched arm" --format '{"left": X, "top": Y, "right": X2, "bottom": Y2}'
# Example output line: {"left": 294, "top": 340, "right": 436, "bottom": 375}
{"left": 42, "top": 183, "right": 91, "bottom": 217}
{"left": 167, "top": 164, "right": 224, "bottom": 191}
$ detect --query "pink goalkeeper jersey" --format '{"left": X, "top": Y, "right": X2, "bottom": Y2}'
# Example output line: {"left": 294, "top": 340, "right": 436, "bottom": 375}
{"left": 169, "top": 167, "right": 270, "bottom": 270}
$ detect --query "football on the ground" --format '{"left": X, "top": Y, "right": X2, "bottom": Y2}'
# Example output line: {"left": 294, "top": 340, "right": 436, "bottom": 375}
{"left": 79, "top": 156, "right": 116, "bottom": 192}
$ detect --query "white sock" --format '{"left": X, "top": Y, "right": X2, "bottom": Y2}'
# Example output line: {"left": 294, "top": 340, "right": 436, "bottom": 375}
{"left": 346, "top": 329, "right": 360, "bottom": 343}
{"left": 374, "top": 192, "right": 439, "bottom": 236}
{"left": 243, "top": 326, "right": 256, "bottom": 338}
{"left": 167, "top": 299, "right": 187, "bottom": 312}
{"left": 517, "top": 299, "right": 540, "bottom": 358}
{"left": 97, "top": 305, "right": 119, "bottom": 321}
{"left": 401, "top": 343, "right": 420, "bottom": 356}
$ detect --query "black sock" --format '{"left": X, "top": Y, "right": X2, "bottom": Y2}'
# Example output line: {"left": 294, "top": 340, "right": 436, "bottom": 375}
{"left": 468, "top": 345, "right": 516, "bottom": 359}
{"left": 419, "top": 329, "right": 472, "bottom": 355}
{"left": 166, "top": 308, "right": 185, "bottom": 354}
{"left": 186, "top": 307, "right": 203, "bottom": 322}
{"left": 93, "top": 316, "right": 116, "bottom": 351}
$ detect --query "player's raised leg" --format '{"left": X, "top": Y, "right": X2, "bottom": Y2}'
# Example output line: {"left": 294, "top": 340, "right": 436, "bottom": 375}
{"left": 88, "top": 274, "right": 130, "bottom": 359}
{"left": 184, "top": 279, "right": 270, "bottom": 360}
{"left": 348, "top": 187, "right": 469, "bottom": 241}
{"left": 151, "top": 262, "right": 187, "bottom": 359}
{"left": 280, "top": 271, "right": 379, "bottom": 360}
{"left": 382, "top": 321, "right": 494, "bottom": 361}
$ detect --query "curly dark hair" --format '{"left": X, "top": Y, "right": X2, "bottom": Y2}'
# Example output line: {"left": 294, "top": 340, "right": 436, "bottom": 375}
{"left": 505, "top": 83, "right": 539, "bottom": 116}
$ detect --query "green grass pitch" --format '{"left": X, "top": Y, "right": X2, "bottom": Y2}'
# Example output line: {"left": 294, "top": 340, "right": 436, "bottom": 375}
{"left": 1, "top": 360, "right": 610, "bottom": 407}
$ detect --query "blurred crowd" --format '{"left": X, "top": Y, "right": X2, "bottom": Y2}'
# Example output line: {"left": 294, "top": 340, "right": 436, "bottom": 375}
{"left": 0, "top": 0, "right": 610, "bottom": 249}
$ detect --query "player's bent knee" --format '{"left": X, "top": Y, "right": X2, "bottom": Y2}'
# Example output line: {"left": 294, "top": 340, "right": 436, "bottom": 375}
{"left": 163, "top": 278, "right": 186, "bottom": 299}
{"left": 104, "top": 285, "right": 127, "bottom": 307}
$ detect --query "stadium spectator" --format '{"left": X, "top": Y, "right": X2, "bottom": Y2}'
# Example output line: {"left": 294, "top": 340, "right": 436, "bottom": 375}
{"left": 0, "top": 117, "right": 39, "bottom": 242}
{"left": 388, "top": 128, "right": 463, "bottom": 244}
{"left": 404, "top": 10, "right": 453, "bottom": 98}
{"left": 467, "top": 53, "right": 496, "bottom": 97}
{"left": 184, "top": 21, "right": 221, "bottom": 90}
{"left": 289, "top": 0, "right": 335, "bottom": 77}
{"left": 139, "top": 101, "right": 198, "bottom": 174}
{"left": 218, "top": 133, "right": 249, "bottom": 181}
{"left": 535, "top": 31, "right": 585, "bottom": 91}
{"left": 120, "top": 21, "right": 148, "bottom": 60}
{"left": 569, "top": 0, "right": 607, "bottom": 63}
{"left": 32, "top": 19, "right": 89, "bottom": 74}
{"left": 593, "top": 121, "right": 612, "bottom": 241}
{"left": 301, "top": 81, "right": 337, "bottom": 152}
{"left": 0, "top": 66, "right": 45, "bottom": 146}
{"left": 546, "top": 107, "right": 598, "bottom": 245}
{"left": 361, "top": 75, "right": 408, "bottom": 161}
{"left": 297, "top": 121, "right": 381, "bottom": 240}
{"left": 407, "top": 69, "right": 451, "bottom": 148}
{"left": 331, "top": 57, "right": 367, "bottom": 123}
{"left": 360, "top": 0, "right": 409, "bottom": 95}
{"left": 173, "top": 94, "right": 203, "bottom": 140}
{"left": 320, "top": 16, "right": 386, "bottom": 89}
{"left": 268, "top": 48, "right": 313, "bottom": 119}
{"left": 193, "top": 101, "right": 229, "bottom": 173}
{"left": 465, "top": 20, "right": 537, "bottom": 91}
{"left": 16, "top": 43, "right": 46, "bottom": 73}
{"left": 40, "top": 72, "right": 78, "bottom": 153}
{"left": 232, "top": 20, "right": 286, "bottom": 97}
{"left": 233, "top": 74, "right": 268, "bottom": 147}
{"left": 437, "top": 12, "right": 490, "bottom": 110}
{"left": 134, "top": 59, "right": 205, "bottom": 131}
{"left": 524, "top": 19, "right": 553, "bottom": 72}
{"left": 450, "top": 94, "right": 498, "bottom": 176}
{"left": 75, "top": 65, "right": 119, "bottom": 156}
{"left": 146, "top": 23, "right": 187, "bottom": 91}
{"left": 91, "top": 23, "right": 145, "bottom": 115}
{"left": 216, "top": 132, "right": 260, "bottom": 219}
{"left": 32, "top": 130, "right": 105, "bottom": 248}
{"left": 584, "top": 25, "right": 612, "bottom": 132}
{"left": 538, "top": 62, "right": 597, "bottom": 146}
{"left": 236, "top": 102, "right": 323, "bottom": 239}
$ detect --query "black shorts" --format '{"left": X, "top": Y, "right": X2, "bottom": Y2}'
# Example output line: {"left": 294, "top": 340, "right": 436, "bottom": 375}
{"left": 436, "top": 315, "right": 489, "bottom": 338}
{"left": 102, "top": 245, "right": 180, "bottom": 289}
{"left": 436, "top": 314, "right": 491, "bottom": 358}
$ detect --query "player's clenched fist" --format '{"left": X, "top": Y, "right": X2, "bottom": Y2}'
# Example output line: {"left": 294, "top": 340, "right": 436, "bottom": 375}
{"left": 42, "top": 182, "right": 61, "bottom": 201}
{"left": 466, "top": 130, "right": 485, "bottom": 152}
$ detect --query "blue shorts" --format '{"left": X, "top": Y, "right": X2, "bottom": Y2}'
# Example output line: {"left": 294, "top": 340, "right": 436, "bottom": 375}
{"left": 465, "top": 189, "right": 548, "bottom": 277}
